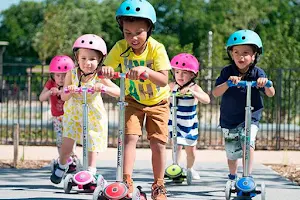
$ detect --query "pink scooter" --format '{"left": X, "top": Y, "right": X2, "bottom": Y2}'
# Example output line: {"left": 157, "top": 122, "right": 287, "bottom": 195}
{"left": 63, "top": 87, "right": 107, "bottom": 194}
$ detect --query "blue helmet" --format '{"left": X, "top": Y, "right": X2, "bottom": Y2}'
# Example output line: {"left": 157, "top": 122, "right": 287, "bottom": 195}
{"left": 116, "top": 0, "right": 156, "bottom": 25}
{"left": 226, "top": 30, "right": 263, "bottom": 54}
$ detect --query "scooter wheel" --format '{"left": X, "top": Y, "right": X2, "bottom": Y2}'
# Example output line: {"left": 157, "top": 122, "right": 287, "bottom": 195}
{"left": 173, "top": 176, "right": 184, "bottom": 183}
{"left": 64, "top": 174, "right": 73, "bottom": 194}
{"left": 225, "top": 180, "right": 232, "bottom": 200}
{"left": 96, "top": 174, "right": 107, "bottom": 189}
{"left": 260, "top": 182, "right": 266, "bottom": 200}
{"left": 136, "top": 186, "right": 147, "bottom": 200}
{"left": 132, "top": 186, "right": 142, "bottom": 200}
{"left": 93, "top": 185, "right": 105, "bottom": 200}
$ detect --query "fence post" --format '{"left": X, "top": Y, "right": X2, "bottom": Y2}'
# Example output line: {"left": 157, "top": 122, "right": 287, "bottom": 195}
{"left": 13, "top": 123, "right": 20, "bottom": 168}
{"left": 275, "top": 69, "right": 282, "bottom": 150}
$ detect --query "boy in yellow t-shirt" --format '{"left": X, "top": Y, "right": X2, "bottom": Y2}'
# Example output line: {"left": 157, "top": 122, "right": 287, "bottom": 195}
{"left": 101, "top": 0, "right": 170, "bottom": 199}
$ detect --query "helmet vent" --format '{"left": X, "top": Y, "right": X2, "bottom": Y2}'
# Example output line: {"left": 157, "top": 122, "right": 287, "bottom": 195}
{"left": 242, "top": 36, "right": 246, "bottom": 40}
{"left": 234, "top": 37, "right": 237, "bottom": 41}
{"left": 136, "top": 7, "right": 140, "bottom": 11}
{"left": 81, "top": 40, "right": 84, "bottom": 43}
{"left": 175, "top": 62, "right": 178, "bottom": 65}
{"left": 126, "top": 6, "right": 130, "bottom": 10}
{"left": 58, "top": 66, "right": 61, "bottom": 69}
{"left": 64, "top": 66, "right": 67, "bottom": 69}
{"left": 89, "top": 41, "right": 93, "bottom": 44}
{"left": 182, "top": 63, "right": 186, "bottom": 66}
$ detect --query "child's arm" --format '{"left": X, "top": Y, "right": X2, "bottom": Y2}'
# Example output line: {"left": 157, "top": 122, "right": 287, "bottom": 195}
{"left": 190, "top": 84, "right": 210, "bottom": 104}
{"left": 39, "top": 87, "right": 52, "bottom": 102}
{"left": 60, "top": 70, "right": 73, "bottom": 101}
{"left": 212, "top": 76, "right": 240, "bottom": 97}
{"left": 127, "top": 66, "right": 169, "bottom": 87}
{"left": 96, "top": 79, "right": 120, "bottom": 98}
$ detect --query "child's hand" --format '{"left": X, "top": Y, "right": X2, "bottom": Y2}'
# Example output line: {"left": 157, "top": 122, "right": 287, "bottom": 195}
{"left": 179, "top": 87, "right": 190, "bottom": 95}
{"left": 99, "top": 66, "right": 115, "bottom": 79}
{"left": 93, "top": 82, "right": 106, "bottom": 93}
{"left": 66, "top": 85, "right": 77, "bottom": 93}
{"left": 257, "top": 77, "right": 269, "bottom": 88}
{"left": 127, "top": 66, "right": 147, "bottom": 80}
{"left": 228, "top": 76, "right": 241, "bottom": 85}
{"left": 50, "top": 87, "right": 60, "bottom": 95}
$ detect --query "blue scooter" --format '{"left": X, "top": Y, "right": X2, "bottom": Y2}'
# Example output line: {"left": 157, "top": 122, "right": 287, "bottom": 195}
{"left": 225, "top": 80, "right": 272, "bottom": 200}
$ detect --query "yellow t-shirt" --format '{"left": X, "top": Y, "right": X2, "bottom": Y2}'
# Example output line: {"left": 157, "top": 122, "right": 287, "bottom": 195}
{"left": 104, "top": 37, "right": 171, "bottom": 106}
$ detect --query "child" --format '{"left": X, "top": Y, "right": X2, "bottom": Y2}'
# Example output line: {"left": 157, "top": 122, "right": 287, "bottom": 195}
{"left": 101, "top": 0, "right": 171, "bottom": 199}
{"left": 50, "top": 34, "right": 120, "bottom": 184}
{"left": 39, "top": 55, "right": 78, "bottom": 173}
{"left": 169, "top": 53, "right": 210, "bottom": 182}
{"left": 212, "top": 30, "right": 275, "bottom": 182}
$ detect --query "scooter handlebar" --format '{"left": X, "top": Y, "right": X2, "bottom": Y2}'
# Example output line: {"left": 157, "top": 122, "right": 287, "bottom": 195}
{"left": 64, "top": 87, "right": 106, "bottom": 94}
{"left": 227, "top": 80, "right": 273, "bottom": 88}
{"left": 98, "top": 71, "right": 148, "bottom": 80}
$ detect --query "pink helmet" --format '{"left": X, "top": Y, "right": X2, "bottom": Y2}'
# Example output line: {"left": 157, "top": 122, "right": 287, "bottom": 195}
{"left": 170, "top": 53, "right": 200, "bottom": 74}
{"left": 72, "top": 34, "right": 107, "bottom": 56}
{"left": 49, "top": 55, "right": 75, "bottom": 73}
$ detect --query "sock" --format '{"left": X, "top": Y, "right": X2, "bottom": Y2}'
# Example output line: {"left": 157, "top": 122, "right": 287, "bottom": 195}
{"left": 88, "top": 167, "right": 97, "bottom": 175}
{"left": 228, "top": 174, "right": 237, "bottom": 180}
{"left": 54, "top": 160, "right": 68, "bottom": 177}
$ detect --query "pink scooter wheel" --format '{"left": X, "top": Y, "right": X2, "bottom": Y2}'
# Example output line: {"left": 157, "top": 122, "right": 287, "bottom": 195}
{"left": 103, "top": 182, "right": 128, "bottom": 199}
{"left": 73, "top": 171, "right": 94, "bottom": 186}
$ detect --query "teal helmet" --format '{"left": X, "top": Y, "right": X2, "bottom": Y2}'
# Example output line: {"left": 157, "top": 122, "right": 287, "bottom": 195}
{"left": 116, "top": 0, "right": 156, "bottom": 26}
{"left": 226, "top": 30, "right": 263, "bottom": 54}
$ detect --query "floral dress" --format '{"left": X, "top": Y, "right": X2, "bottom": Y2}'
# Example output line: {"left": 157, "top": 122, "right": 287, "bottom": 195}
{"left": 63, "top": 68, "right": 108, "bottom": 152}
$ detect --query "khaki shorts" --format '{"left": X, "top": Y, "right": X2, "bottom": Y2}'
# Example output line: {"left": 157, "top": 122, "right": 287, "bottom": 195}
{"left": 125, "top": 96, "right": 170, "bottom": 143}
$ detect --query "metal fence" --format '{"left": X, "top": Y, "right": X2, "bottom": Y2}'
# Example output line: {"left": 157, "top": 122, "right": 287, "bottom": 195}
{"left": 0, "top": 64, "right": 299, "bottom": 150}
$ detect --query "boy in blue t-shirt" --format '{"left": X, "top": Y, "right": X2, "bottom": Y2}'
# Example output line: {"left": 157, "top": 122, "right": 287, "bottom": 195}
{"left": 212, "top": 30, "right": 275, "bottom": 181}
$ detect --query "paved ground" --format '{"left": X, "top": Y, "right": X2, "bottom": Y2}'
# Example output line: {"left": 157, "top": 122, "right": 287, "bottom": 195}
{"left": 0, "top": 145, "right": 299, "bottom": 200}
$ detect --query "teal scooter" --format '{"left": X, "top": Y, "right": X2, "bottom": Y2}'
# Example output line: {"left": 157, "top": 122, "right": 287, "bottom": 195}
{"left": 225, "top": 80, "right": 272, "bottom": 200}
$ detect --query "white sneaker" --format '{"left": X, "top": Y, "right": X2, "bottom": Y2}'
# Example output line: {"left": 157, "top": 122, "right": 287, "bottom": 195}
{"left": 190, "top": 168, "right": 200, "bottom": 180}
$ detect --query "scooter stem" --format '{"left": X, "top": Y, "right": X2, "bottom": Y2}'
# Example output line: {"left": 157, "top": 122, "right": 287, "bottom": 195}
{"left": 116, "top": 73, "right": 127, "bottom": 182}
{"left": 171, "top": 92, "right": 178, "bottom": 165}
{"left": 243, "top": 82, "right": 252, "bottom": 177}
{"left": 82, "top": 88, "right": 89, "bottom": 171}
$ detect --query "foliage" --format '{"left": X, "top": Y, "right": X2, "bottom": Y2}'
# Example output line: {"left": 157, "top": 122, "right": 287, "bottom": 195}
{"left": 0, "top": 0, "right": 299, "bottom": 123}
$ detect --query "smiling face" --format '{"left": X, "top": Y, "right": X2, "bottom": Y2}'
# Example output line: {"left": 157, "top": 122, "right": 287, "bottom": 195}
{"left": 174, "top": 69, "right": 195, "bottom": 86}
{"left": 231, "top": 45, "right": 256, "bottom": 73}
{"left": 77, "top": 48, "right": 102, "bottom": 74}
{"left": 122, "top": 19, "right": 149, "bottom": 55}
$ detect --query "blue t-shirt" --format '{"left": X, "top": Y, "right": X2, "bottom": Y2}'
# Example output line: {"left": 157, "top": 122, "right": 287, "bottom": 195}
{"left": 215, "top": 64, "right": 267, "bottom": 129}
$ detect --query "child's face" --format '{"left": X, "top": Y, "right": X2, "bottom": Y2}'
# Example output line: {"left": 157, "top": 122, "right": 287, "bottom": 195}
{"left": 174, "top": 69, "right": 195, "bottom": 86}
{"left": 53, "top": 73, "right": 66, "bottom": 86}
{"left": 231, "top": 45, "right": 256, "bottom": 72}
{"left": 77, "top": 48, "right": 102, "bottom": 74}
{"left": 122, "top": 20, "right": 149, "bottom": 54}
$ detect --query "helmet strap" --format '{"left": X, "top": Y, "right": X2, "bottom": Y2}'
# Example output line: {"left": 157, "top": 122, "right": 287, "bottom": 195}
{"left": 176, "top": 78, "right": 196, "bottom": 91}
{"left": 77, "top": 68, "right": 95, "bottom": 87}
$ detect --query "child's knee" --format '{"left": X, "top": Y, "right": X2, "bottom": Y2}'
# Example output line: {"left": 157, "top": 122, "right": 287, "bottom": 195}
{"left": 148, "top": 134, "right": 167, "bottom": 145}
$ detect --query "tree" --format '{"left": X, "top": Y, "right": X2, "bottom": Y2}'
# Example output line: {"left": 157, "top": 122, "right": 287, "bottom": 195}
{"left": 0, "top": 1, "right": 44, "bottom": 58}
{"left": 33, "top": 0, "right": 121, "bottom": 62}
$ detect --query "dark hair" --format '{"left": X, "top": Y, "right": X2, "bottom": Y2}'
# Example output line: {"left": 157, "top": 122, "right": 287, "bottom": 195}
{"left": 117, "top": 16, "right": 152, "bottom": 29}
